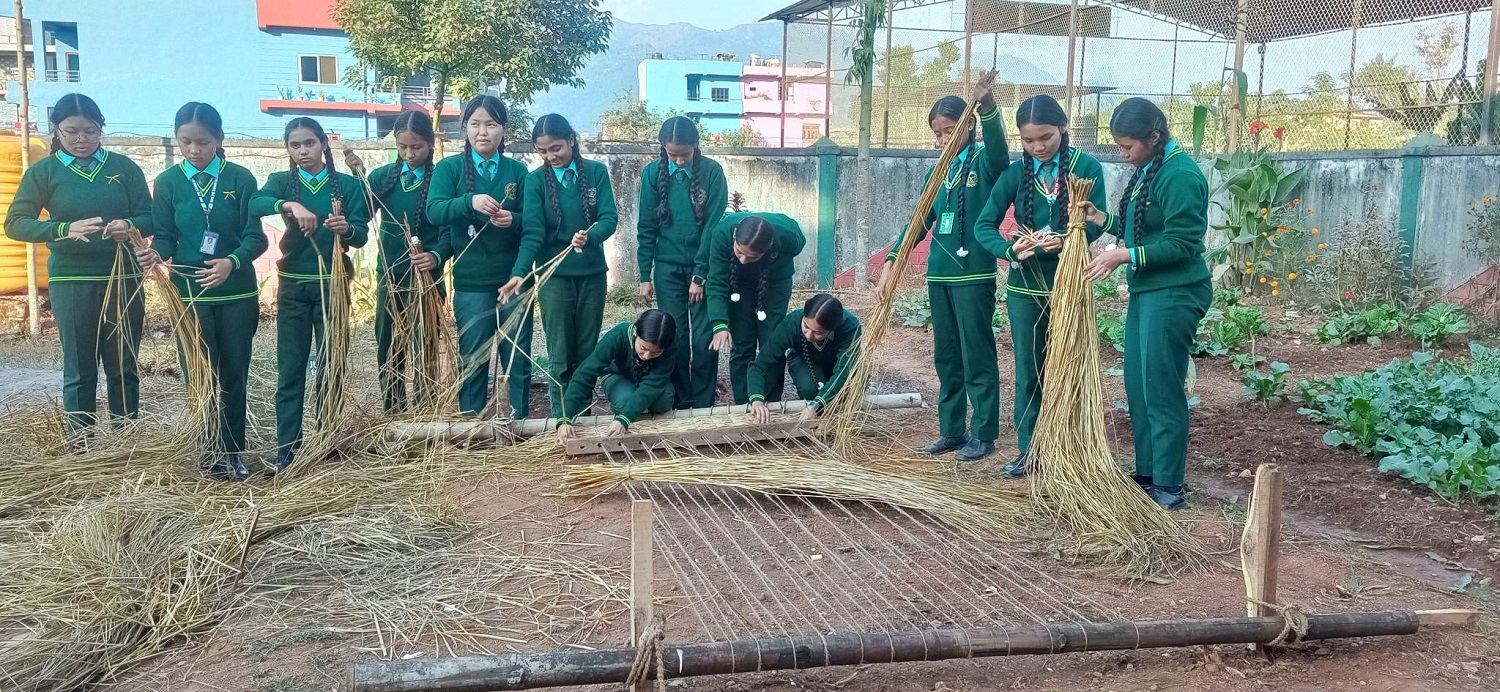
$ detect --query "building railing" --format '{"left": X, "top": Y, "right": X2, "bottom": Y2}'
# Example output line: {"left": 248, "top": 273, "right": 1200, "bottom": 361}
{"left": 44, "top": 69, "right": 79, "bottom": 83}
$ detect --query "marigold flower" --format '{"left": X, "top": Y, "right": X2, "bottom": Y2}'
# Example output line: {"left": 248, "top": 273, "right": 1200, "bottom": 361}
{"left": 1288, "top": 272, "right": 1297, "bottom": 280}
{"left": 1317, "top": 243, "right": 1326, "bottom": 249}
{"left": 1311, "top": 228, "right": 1320, "bottom": 234}
{"left": 1271, "top": 280, "right": 1279, "bottom": 287}
{"left": 1259, "top": 276, "right": 1267, "bottom": 284}
{"left": 1272, "top": 289, "right": 1281, "bottom": 296}
{"left": 1308, "top": 253, "right": 1318, "bottom": 261}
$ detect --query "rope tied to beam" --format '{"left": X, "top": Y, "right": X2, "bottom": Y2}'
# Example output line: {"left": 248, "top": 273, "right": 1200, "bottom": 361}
{"left": 1248, "top": 598, "right": 1309, "bottom": 646}
{"left": 625, "top": 613, "right": 668, "bottom": 691}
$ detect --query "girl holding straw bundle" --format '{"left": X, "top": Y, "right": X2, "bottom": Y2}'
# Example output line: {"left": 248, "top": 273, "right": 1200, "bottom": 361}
{"left": 874, "top": 71, "right": 1007, "bottom": 463}
{"left": 555, "top": 308, "right": 677, "bottom": 442}
{"left": 249, "top": 116, "right": 370, "bottom": 473}
{"left": 344, "top": 111, "right": 443, "bottom": 415}
{"left": 747, "top": 293, "right": 861, "bottom": 425}
{"left": 705, "top": 212, "right": 806, "bottom": 405}
{"left": 5, "top": 94, "right": 152, "bottom": 444}
{"left": 427, "top": 96, "right": 533, "bottom": 418}
{"left": 1077, "top": 98, "right": 1212, "bottom": 511}
{"left": 509, "top": 114, "right": 618, "bottom": 421}
{"left": 635, "top": 116, "right": 728, "bottom": 409}
{"left": 972, "top": 94, "right": 1111, "bottom": 479}
{"left": 133, "top": 102, "right": 267, "bottom": 480}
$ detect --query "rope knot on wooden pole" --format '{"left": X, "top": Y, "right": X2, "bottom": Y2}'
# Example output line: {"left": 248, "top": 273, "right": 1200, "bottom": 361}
{"left": 624, "top": 613, "right": 667, "bottom": 691}
{"left": 1247, "top": 598, "right": 1309, "bottom": 646}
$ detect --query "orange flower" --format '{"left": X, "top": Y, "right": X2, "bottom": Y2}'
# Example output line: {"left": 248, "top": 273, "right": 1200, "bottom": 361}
{"left": 1307, "top": 253, "right": 1318, "bottom": 261}
{"left": 1293, "top": 198, "right": 1301, "bottom": 205}
{"left": 1259, "top": 276, "right": 1268, "bottom": 284}
{"left": 1244, "top": 261, "right": 1253, "bottom": 266}
{"left": 1311, "top": 227, "right": 1320, "bottom": 234}
{"left": 1271, "top": 280, "right": 1279, "bottom": 287}
{"left": 1317, "top": 243, "right": 1326, "bottom": 249}
{"left": 1288, "top": 272, "right": 1298, "bottom": 280}
{"left": 1264, "top": 250, "right": 1273, "bottom": 256}
{"left": 1307, "top": 208, "right": 1315, "bottom": 214}
{"left": 1272, "top": 289, "right": 1281, "bottom": 296}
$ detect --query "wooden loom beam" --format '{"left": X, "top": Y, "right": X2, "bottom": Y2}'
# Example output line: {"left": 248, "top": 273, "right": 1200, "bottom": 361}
{"left": 563, "top": 421, "right": 820, "bottom": 457}
{"left": 348, "top": 610, "right": 1462, "bottom": 691}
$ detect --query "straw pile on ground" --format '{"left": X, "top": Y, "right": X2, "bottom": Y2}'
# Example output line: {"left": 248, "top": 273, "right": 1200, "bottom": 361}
{"left": 1026, "top": 177, "right": 1205, "bottom": 577}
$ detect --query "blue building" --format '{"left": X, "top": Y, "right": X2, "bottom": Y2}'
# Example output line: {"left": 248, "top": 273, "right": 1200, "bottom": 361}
{"left": 5, "top": 0, "right": 455, "bottom": 139}
{"left": 638, "top": 57, "right": 745, "bottom": 134}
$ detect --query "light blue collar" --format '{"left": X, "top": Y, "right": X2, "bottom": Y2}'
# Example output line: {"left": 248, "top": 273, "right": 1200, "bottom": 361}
{"left": 57, "top": 148, "right": 103, "bottom": 166}
{"left": 471, "top": 148, "right": 502, "bottom": 168}
{"left": 1031, "top": 150, "right": 1061, "bottom": 174}
{"left": 298, "top": 165, "right": 329, "bottom": 183}
{"left": 400, "top": 161, "right": 424, "bottom": 181}
{"left": 182, "top": 156, "right": 223, "bottom": 180}
{"left": 553, "top": 160, "right": 578, "bottom": 185}
{"left": 945, "top": 145, "right": 972, "bottom": 173}
{"left": 1143, "top": 139, "right": 1182, "bottom": 172}
{"left": 668, "top": 160, "right": 691, "bottom": 176}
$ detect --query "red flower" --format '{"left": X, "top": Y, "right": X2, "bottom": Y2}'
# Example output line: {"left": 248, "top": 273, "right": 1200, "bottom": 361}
{"left": 1345, "top": 292, "right": 1354, "bottom": 300}
{"left": 1273, "top": 126, "right": 1286, "bottom": 140}
{"left": 1249, "top": 120, "right": 1269, "bottom": 136}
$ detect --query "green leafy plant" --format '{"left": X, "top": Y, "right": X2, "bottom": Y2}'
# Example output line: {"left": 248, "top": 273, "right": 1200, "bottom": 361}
{"left": 1406, "top": 302, "right": 1470, "bottom": 348}
{"left": 1230, "top": 353, "right": 1267, "bottom": 371}
{"left": 1097, "top": 311, "right": 1126, "bottom": 353}
{"left": 1242, "top": 361, "right": 1292, "bottom": 409}
{"left": 1212, "top": 287, "right": 1241, "bottom": 308}
{"left": 1303, "top": 185, "right": 1440, "bottom": 312}
{"left": 894, "top": 294, "right": 932, "bottom": 329}
{"left": 1462, "top": 194, "right": 1500, "bottom": 331}
{"left": 1193, "top": 305, "right": 1271, "bottom": 356}
{"left": 1206, "top": 148, "right": 1312, "bottom": 296}
{"left": 1316, "top": 304, "right": 1403, "bottom": 345}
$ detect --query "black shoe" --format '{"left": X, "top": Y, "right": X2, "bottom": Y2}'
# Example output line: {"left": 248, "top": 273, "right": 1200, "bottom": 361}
{"left": 956, "top": 438, "right": 995, "bottom": 462}
{"left": 918, "top": 436, "right": 969, "bottom": 456}
{"left": 224, "top": 453, "right": 250, "bottom": 481}
{"left": 1002, "top": 455, "right": 1028, "bottom": 479}
{"left": 267, "top": 448, "right": 296, "bottom": 477}
{"left": 202, "top": 454, "right": 234, "bottom": 481}
{"left": 1132, "top": 474, "right": 1153, "bottom": 490}
{"left": 1148, "top": 485, "right": 1187, "bottom": 511}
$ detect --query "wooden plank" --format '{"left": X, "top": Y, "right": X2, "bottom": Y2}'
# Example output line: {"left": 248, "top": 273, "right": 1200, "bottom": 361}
{"left": 564, "top": 421, "right": 820, "bottom": 457}
{"left": 629, "top": 499, "right": 654, "bottom": 650}
{"left": 1241, "top": 463, "right": 1284, "bottom": 654}
{"left": 1416, "top": 609, "right": 1481, "bottom": 627}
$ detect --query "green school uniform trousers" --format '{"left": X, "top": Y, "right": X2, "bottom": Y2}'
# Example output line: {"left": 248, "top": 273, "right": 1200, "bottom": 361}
{"left": 559, "top": 322, "right": 676, "bottom": 428}
{"left": 4, "top": 151, "right": 152, "bottom": 433}
{"left": 635, "top": 157, "right": 728, "bottom": 409}
{"left": 249, "top": 170, "right": 371, "bottom": 451}
{"left": 706, "top": 212, "right": 806, "bottom": 405}
{"left": 427, "top": 152, "right": 533, "bottom": 417}
{"left": 888, "top": 107, "right": 1010, "bottom": 442}
{"left": 152, "top": 159, "right": 268, "bottom": 452}
{"left": 747, "top": 307, "right": 862, "bottom": 410}
{"left": 974, "top": 149, "right": 1113, "bottom": 455}
{"left": 1107, "top": 146, "right": 1213, "bottom": 487}
{"left": 365, "top": 163, "right": 446, "bottom": 414}
{"left": 516, "top": 160, "right": 618, "bottom": 419}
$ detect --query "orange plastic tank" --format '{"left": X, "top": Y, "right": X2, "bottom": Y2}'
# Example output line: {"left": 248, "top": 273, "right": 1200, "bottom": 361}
{"left": 0, "top": 133, "right": 52, "bottom": 294}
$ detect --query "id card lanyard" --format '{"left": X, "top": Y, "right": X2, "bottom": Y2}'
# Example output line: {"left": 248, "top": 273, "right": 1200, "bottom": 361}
{"left": 193, "top": 171, "right": 221, "bottom": 255}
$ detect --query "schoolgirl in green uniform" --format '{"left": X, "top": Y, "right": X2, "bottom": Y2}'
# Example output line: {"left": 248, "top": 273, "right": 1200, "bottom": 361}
{"left": 249, "top": 116, "right": 370, "bottom": 472}
{"left": 511, "top": 114, "right": 618, "bottom": 420}
{"left": 1078, "top": 98, "right": 1212, "bottom": 510}
{"left": 347, "top": 111, "right": 443, "bottom": 414}
{"left": 134, "top": 102, "right": 267, "bottom": 479}
{"left": 635, "top": 116, "right": 728, "bottom": 409}
{"left": 554, "top": 308, "right": 677, "bottom": 442}
{"left": 5, "top": 94, "right": 152, "bottom": 441}
{"left": 705, "top": 212, "right": 806, "bottom": 404}
{"left": 972, "top": 94, "right": 1111, "bottom": 478}
{"left": 427, "top": 96, "right": 533, "bottom": 418}
{"left": 747, "top": 293, "right": 861, "bottom": 425}
{"left": 875, "top": 73, "right": 1007, "bottom": 462}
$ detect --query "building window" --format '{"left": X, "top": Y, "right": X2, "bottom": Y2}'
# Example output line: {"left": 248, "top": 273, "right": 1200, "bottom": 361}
{"left": 711, "top": 87, "right": 729, "bottom": 103}
{"left": 802, "top": 122, "right": 822, "bottom": 142}
{"left": 299, "top": 55, "right": 338, "bottom": 85}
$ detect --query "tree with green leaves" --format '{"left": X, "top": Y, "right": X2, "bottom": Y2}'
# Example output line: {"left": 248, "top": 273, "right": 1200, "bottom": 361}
{"left": 845, "top": 0, "right": 887, "bottom": 286}
{"left": 331, "top": 0, "right": 612, "bottom": 131}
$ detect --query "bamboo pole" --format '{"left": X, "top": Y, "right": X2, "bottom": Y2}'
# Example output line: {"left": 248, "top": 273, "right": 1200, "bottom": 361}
{"left": 383, "top": 392, "right": 924, "bottom": 441}
{"left": 1227, "top": 0, "right": 1247, "bottom": 155}
{"left": 1483, "top": 0, "right": 1500, "bottom": 143}
{"left": 1063, "top": 0, "right": 1080, "bottom": 109}
{"left": 14, "top": 0, "right": 36, "bottom": 337}
{"left": 349, "top": 611, "right": 1436, "bottom": 692}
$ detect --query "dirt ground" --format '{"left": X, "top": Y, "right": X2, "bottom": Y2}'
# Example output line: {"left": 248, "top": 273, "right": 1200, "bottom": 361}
{"left": 6, "top": 292, "right": 1499, "bottom": 692}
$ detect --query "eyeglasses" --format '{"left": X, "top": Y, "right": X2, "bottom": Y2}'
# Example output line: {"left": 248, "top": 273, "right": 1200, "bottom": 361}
{"left": 58, "top": 127, "right": 102, "bottom": 141}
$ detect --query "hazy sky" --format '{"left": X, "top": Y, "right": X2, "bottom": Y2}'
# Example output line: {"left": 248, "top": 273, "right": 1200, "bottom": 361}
{"left": 599, "top": 0, "right": 788, "bottom": 29}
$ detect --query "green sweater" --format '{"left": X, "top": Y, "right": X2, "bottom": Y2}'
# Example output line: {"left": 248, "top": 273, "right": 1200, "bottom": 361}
{"left": 151, "top": 160, "right": 267, "bottom": 302}
{"left": 560, "top": 321, "right": 678, "bottom": 427}
{"left": 516, "top": 159, "right": 618, "bottom": 278}
{"left": 706, "top": 211, "right": 806, "bottom": 331}
{"left": 426, "top": 153, "right": 530, "bottom": 292}
{"left": 248, "top": 169, "right": 370, "bottom": 282}
{"left": 747, "top": 308, "right": 862, "bottom": 409}
{"left": 365, "top": 162, "right": 443, "bottom": 281}
{"left": 635, "top": 156, "right": 728, "bottom": 282}
{"left": 886, "top": 106, "right": 1011, "bottom": 286}
{"left": 973, "top": 149, "right": 1112, "bottom": 295}
{"left": 1106, "top": 145, "right": 1212, "bottom": 294}
{"left": 5, "top": 150, "right": 153, "bottom": 281}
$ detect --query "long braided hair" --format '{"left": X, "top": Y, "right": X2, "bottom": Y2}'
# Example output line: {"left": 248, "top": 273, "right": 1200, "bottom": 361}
{"left": 376, "top": 111, "right": 436, "bottom": 233}
{"left": 799, "top": 294, "right": 846, "bottom": 388}
{"left": 1014, "top": 95, "right": 1073, "bottom": 233}
{"left": 532, "top": 114, "right": 597, "bottom": 238}
{"left": 173, "top": 101, "right": 228, "bottom": 162}
{"left": 1110, "top": 98, "right": 1171, "bottom": 245}
{"left": 281, "top": 117, "right": 343, "bottom": 232}
{"left": 929, "top": 96, "right": 977, "bottom": 237}
{"left": 655, "top": 116, "right": 705, "bottom": 227}
{"left": 459, "top": 95, "right": 510, "bottom": 197}
{"left": 729, "top": 215, "right": 778, "bottom": 320}
{"left": 631, "top": 308, "right": 678, "bottom": 383}
{"left": 48, "top": 93, "right": 105, "bottom": 154}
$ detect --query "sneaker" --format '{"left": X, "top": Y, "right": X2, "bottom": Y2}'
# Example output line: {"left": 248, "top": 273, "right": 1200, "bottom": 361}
{"left": 917, "top": 436, "right": 969, "bottom": 456}
{"left": 267, "top": 448, "right": 296, "bottom": 477}
{"left": 1132, "top": 474, "right": 1153, "bottom": 490}
{"left": 1002, "top": 455, "right": 1028, "bottom": 479}
{"left": 956, "top": 438, "right": 996, "bottom": 462}
{"left": 1148, "top": 485, "right": 1187, "bottom": 511}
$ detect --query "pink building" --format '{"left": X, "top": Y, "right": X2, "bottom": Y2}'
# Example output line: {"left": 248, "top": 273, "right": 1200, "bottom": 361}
{"left": 741, "top": 62, "right": 829, "bottom": 147}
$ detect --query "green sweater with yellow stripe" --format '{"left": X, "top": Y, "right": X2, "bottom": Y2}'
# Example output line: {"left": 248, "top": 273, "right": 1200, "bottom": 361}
{"left": 559, "top": 321, "right": 677, "bottom": 428}
{"left": 5, "top": 150, "right": 153, "bottom": 281}
{"left": 365, "top": 162, "right": 443, "bottom": 282}
{"left": 426, "top": 153, "right": 530, "bottom": 292}
{"left": 973, "top": 148, "right": 1111, "bottom": 295}
{"left": 151, "top": 159, "right": 267, "bottom": 302}
{"left": 747, "top": 307, "right": 862, "bottom": 410}
{"left": 1104, "top": 143, "right": 1212, "bottom": 294}
{"left": 635, "top": 156, "right": 728, "bottom": 282}
{"left": 886, "top": 106, "right": 1010, "bottom": 286}
{"left": 515, "top": 159, "right": 618, "bottom": 279}
{"left": 248, "top": 169, "right": 370, "bottom": 283}
{"left": 706, "top": 211, "right": 806, "bottom": 331}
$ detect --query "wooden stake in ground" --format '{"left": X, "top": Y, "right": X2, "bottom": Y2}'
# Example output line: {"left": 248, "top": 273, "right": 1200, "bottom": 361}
{"left": 1241, "top": 463, "right": 1283, "bottom": 655}
{"left": 630, "top": 498, "right": 654, "bottom": 649}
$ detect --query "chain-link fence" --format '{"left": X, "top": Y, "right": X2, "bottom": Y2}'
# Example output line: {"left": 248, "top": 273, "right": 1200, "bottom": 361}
{"left": 769, "top": 0, "right": 1499, "bottom": 152}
